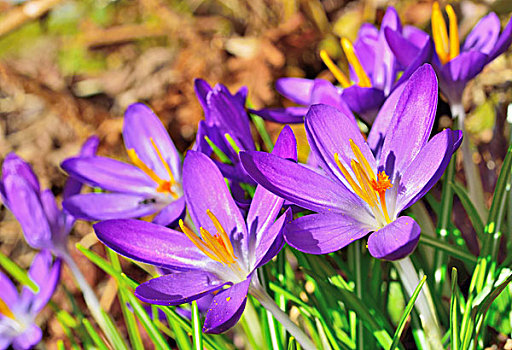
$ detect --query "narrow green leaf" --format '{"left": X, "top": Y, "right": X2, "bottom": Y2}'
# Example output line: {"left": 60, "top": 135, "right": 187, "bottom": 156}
{"left": 246, "top": 97, "right": 274, "bottom": 152}
{"left": 192, "top": 300, "right": 204, "bottom": 350}
{"left": 204, "top": 135, "right": 232, "bottom": 164}
{"left": 418, "top": 234, "right": 477, "bottom": 264}
{"left": 451, "top": 181, "right": 486, "bottom": 240}
{"left": 450, "top": 268, "right": 460, "bottom": 350}
{"left": 0, "top": 251, "right": 39, "bottom": 292}
{"left": 390, "top": 276, "right": 427, "bottom": 350}
{"left": 83, "top": 318, "right": 110, "bottom": 350}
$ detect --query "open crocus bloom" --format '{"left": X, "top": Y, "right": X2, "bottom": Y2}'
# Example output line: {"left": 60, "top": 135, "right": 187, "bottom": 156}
{"left": 0, "top": 137, "right": 98, "bottom": 252}
{"left": 318, "top": 7, "right": 432, "bottom": 123}
{"left": 62, "top": 103, "right": 185, "bottom": 226}
{"left": 0, "top": 251, "right": 61, "bottom": 350}
{"left": 94, "top": 126, "right": 296, "bottom": 333}
{"left": 386, "top": 2, "right": 512, "bottom": 104}
{"left": 193, "top": 79, "right": 257, "bottom": 185}
{"left": 241, "top": 64, "right": 462, "bottom": 260}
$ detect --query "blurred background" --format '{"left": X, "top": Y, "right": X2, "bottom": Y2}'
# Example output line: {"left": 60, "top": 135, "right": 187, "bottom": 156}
{"left": 1, "top": 0, "right": 512, "bottom": 347}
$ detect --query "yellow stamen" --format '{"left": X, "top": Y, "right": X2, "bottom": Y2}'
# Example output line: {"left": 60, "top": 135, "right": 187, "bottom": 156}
{"left": 319, "top": 50, "right": 351, "bottom": 88}
{"left": 379, "top": 192, "right": 391, "bottom": 223}
{"left": 179, "top": 211, "right": 238, "bottom": 266}
{"left": 341, "top": 38, "right": 372, "bottom": 88}
{"left": 179, "top": 220, "right": 220, "bottom": 262}
{"left": 432, "top": 2, "right": 450, "bottom": 64}
{"left": 0, "top": 297, "right": 15, "bottom": 320}
{"left": 127, "top": 143, "right": 178, "bottom": 198}
{"left": 446, "top": 4, "right": 459, "bottom": 60}
{"left": 351, "top": 160, "right": 378, "bottom": 206}
{"left": 150, "top": 138, "right": 175, "bottom": 184}
{"left": 349, "top": 139, "right": 375, "bottom": 181}
{"left": 334, "top": 153, "right": 365, "bottom": 200}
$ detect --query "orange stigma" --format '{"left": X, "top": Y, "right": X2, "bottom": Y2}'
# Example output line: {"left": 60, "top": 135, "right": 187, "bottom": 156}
{"left": 431, "top": 2, "right": 460, "bottom": 64}
{"left": 335, "top": 140, "right": 393, "bottom": 225}
{"left": 320, "top": 38, "right": 372, "bottom": 88}
{"left": 179, "top": 210, "right": 237, "bottom": 265}
{"left": 371, "top": 171, "right": 393, "bottom": 195}
{"left": 127, "top": 138, "right": 179, "bottom": 198}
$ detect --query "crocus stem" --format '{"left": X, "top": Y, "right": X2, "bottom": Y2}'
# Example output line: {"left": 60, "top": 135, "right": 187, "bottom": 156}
{"left": 60, "top": 251, "right": 110, "bottom": 343}
{"left": 250, "top": 285, "right": 316, "bottom": 350}
{"left": 393, "top": 257, "right": 443, "bottom": 350}
{"left": 450, "top": 102, "right": 487, "bottom": 220}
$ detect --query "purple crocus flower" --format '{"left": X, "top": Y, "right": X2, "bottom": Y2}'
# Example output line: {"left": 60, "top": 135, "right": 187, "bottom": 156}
{"left": 240, "top": 64, "right": 462, "bottom": 260}
{"left": 0, "top": 136, "right": 98, "bottom": 252}
{"left": 0, "top": 251, "right": 61, "bottom": 350}
{"left": 250, "top": 78, "right": 355, "bottom": 124}
{"left": 94, "top": 126, "right": 296, "bottom": 333}
{"left": 386, "top": 2, "right": 512, "bottom": 105}
{"left": 193, "top": 79, "right": 257, "bottom": 185}
{"left": 315, "top": 7, "right": 432, "bottom": 123}
{"left": 62, "top": 103, "right": 185, "bottom": 226}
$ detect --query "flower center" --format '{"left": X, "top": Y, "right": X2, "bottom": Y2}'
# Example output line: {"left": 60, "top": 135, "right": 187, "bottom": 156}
{"left": 320, "top": 38, "right": 372, "bottom": 88}
{"left": 334, "top": 139, "right": 393, "bottom": 226}
{"left": 431, "top": 2, "right": 459, "bottom": 65}
{"left": 127, "top": 138, "right": 179, "bottom": 198}
{"left": 179, "top": 210, "right": 238, "bottom": 266}
{"left": 0, "top": 297, "right": 15, "bottom": 320}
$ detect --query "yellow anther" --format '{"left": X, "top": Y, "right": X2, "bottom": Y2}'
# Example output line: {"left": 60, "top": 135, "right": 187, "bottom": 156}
{"left": 179, "top": 211, "right": 237, "bottom": 266}
{"left": 351, "top": 160, "right": 378, "bottom": 206}
{"left": 446, "top": 4, "right": 460, "bottom": 60}
{"left": 150, "top": 138, "right": 175, "bottom": 185}
{"left": 334, "top": 153, "right": 364, "bottom": 200}
{"left": 432, "top": 2, "right": 450, "bottom": 64}
{"left": 349, "top": 139, "right": 375, "bottom": 181}
{"left": 127, "top": 141, "right": 178, "bottom": 198}
{"left": 319, "top": 50, "right": 351, "bottom": 88}
{"left": 0, "top": 297, "right": 15, "bottom": 320}
{"left": 340, "top": 38, "right": 372, "bottom": 88}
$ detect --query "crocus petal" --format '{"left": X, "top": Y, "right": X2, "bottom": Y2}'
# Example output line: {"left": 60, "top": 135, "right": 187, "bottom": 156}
{"left": 275, "top": 78, "right": 314, "bottom": 105}
{"left": 135, "top": 271, "right": 227, "bottom": 305}
{"left": 463, "top": 12, "right": 501, "bottom": 55}
{"left": 22, "top": 251, "right": 61, "bottom": 314}
{"left": 285, "top": 212, "right": 372, "bottom": 254}
{"left": 367, "top": 216, "right": 421, "bottom": 260}
{"left": 247, "top": 126, "right": 297, "bottom": 242}
{"left": 240, "top": 151, "right": 364, "bottom": 215}
{"left": 378, "top": 64, "right": 437, "bottom": 180}
{"left": 1, "top": 153, "right": 39, "bottom": 193}
{"left": 183, "top": 151, "right": 249, "bottom": 260}
{"left": 384, "top": 28, "right": 422, "bottom": 68}
{"left": 305, "top": 104, "right": 376, "bottom": 185}
{"left": 203, "top": 277, "right": 251, "bottom": 334}
{"left": 310, "top": 80, "right": 356, "bottom": 123}
{"left": 12, "top": 324, "right": 42, "bottom": 350}
{"left": 40, "top": 189, "right": 60, "bottom": 235}
{"left": 341, "top": 86, "right": 385, "bottom": 123}
{"left": 396, "top": 129, "right": 462, "bottom": 212}
{"left": 3, "top": 176, "right": 51, "bottom": 249}
{"left": 403, "top": 25, "right": 430, "bottom": 49}
{"left": 63, "top": 135, "right": 100, "bottom": 199}
{"left": 61, "top": 156, "right": 156, "bottom": 194}
{"left": 0, "top": 271, "right": 19, "bottom": 306}
{"left": 194, "top": 79, "right": 213, "bottom": 113}
{"left": 393, "top": 38, "right": 433, "bottom": 89}
{"left": 152, "top": 196, "right": 186, "bottom": 226}
{"left": 63, "top": 193, "right": 162, "bottom": 221}
{"left": 488, "top": 16, "right": 512, "bottom": 61}
{"left": 94, "top": 219, "right": 211, "bottom": 270}
{"left": 253, "top": 209, "right": 289, "bottom": 269}
{"left": 354, "top": 23, "right": 379, "bottom": 76}
{"left": 123, "top": 103, "right": 182, "bottom": 182}
{"left": 367, "top": 82, "right": 406, "bottom": 156}
{"left": 250, "top": 107, "right": 307, "bottom": 124}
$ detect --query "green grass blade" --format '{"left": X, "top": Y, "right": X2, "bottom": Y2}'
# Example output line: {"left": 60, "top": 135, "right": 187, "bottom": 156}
{"left": 0, "top": 251, "right": 39, "bottom": 292}
{"left": 83, "top": 318, "right": 110, "bottom": 350}
{"left": 418, "top": 234, "right": 477, "bottom": 264}
{"left": 389, "top": 276, "right": 427, "bottom": 350}
{"left": 450, "top": 268, "right": 460, "bottom": 350}
{"left": 204, "top": 136, "right": 232, "bottom": 164}
{"left": 246, "top": 98, "right": 274, "bottom": 151}
{"left": 192, "top": 300, "right": 204, "bottom": 350}
{"left": 451, "top": 181, "right": 486, "bottom": 240}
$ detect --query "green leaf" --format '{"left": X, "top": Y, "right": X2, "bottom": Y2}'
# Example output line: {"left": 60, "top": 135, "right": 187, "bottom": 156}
{"left": 389, "top": 276, "right": 427, "bottom": 350}
{"left": 418, "top": 234, "right": 477, "bottom": 265}
{"left": 83, "top": 318, "right": 110, "bottom": 350}
{"left": 192, "top": 300, "right": 204, "bottom": 350}
{"left": 0, "top": 251, "right": 39, "bottom": 292}
{"left": 450, "top": 268, "right": 460, "bottom": 350}
{"left": 451, "top": 181, "right": 486, "bottom": 240}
